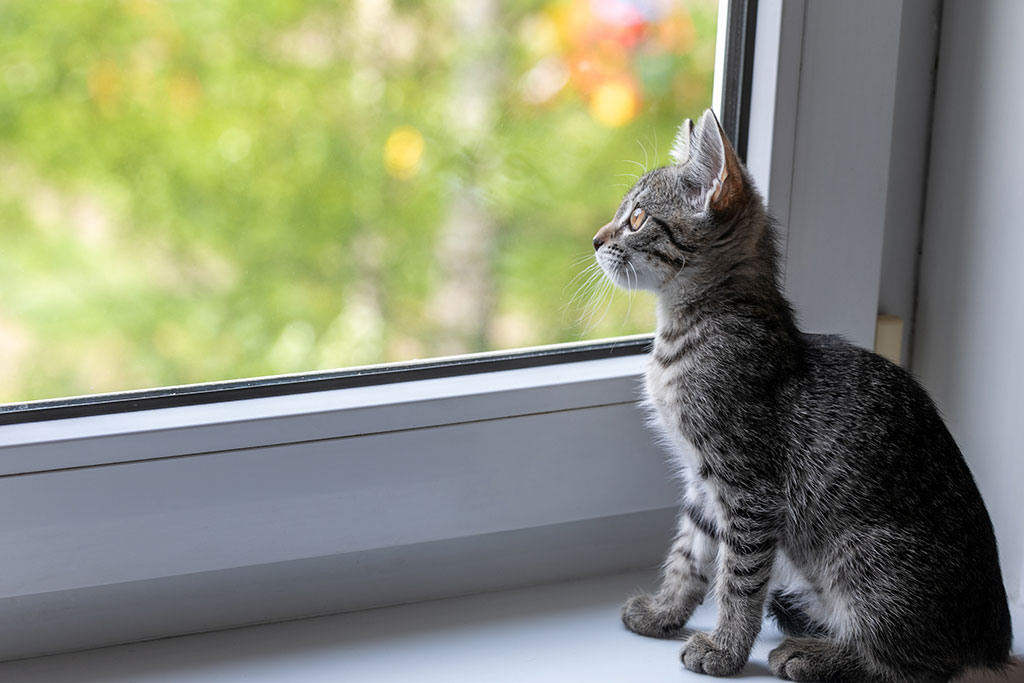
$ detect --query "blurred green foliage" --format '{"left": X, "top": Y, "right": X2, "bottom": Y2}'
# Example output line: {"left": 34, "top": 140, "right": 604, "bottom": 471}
{"left": 0, "top": 0, "right": 716, "bottom": 403}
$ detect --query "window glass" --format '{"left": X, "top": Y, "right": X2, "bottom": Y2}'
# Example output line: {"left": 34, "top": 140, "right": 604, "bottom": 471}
{"left": 0, "top": 0, "right": 718, "bottom": 403}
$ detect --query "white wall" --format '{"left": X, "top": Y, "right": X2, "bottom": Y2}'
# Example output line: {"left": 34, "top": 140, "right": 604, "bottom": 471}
{"left": 877, "top": 0, "right": 941, "bottom": 367}
{"left": 780, "top": 0, "right": 904, "bottom": 350}
{"left": 756, "top": 0, "right": 938, "bottom": 356}
{"left": 913, "top": 0, "right": 1024, "bottom": 604}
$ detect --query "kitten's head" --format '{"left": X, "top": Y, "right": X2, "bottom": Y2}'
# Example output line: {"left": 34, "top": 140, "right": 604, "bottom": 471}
{"left": 593, "top": 108, "right": 759, "bottom": 293}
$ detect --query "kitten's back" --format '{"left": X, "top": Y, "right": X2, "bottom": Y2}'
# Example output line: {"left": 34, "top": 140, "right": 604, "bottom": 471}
{"left": 787, "top": 333, "right": 1012, "bottom": 671}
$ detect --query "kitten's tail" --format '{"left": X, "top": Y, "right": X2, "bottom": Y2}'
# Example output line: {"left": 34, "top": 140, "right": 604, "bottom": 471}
{"left": 951, "top": 658, "right": 1023, "bottom": 683}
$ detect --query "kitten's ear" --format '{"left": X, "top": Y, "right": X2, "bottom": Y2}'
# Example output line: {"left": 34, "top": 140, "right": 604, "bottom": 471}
{"left": 669, "top": 118, "right": 694, "bottom": 165}
{"left": 683, "top": 109, "right": 747, "bottom": 214}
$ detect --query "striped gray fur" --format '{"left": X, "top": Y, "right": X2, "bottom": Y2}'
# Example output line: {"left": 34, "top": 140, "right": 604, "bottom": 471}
{"left": 594, "top": 110, "right": 1011, "bottom": 682}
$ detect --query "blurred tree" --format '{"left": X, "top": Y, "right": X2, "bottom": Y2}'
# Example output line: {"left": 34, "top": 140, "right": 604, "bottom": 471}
{"left": 0, "top": 0, "right": 718, "bottom": 403}
{"left": 429, "top": 0, "right": 501, "bottom": 356}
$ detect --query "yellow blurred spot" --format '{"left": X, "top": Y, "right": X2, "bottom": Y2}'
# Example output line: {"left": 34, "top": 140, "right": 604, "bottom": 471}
{"left": 123, "top": 0, "right": 160, "bottom": 17}
{"left": 589, "top": 79, "right": 638, "bottom": 127}
{"left": 88, "top": 60, "right": 121, "bottom": 114}
{"left": 384, "top": 126, "right": 424, "bottom": 180}
{"left": 519, "top": 13, "right": 561, "bottom": 56}
{"left": 168, "top": 73, "right": 202, "bottom": 116}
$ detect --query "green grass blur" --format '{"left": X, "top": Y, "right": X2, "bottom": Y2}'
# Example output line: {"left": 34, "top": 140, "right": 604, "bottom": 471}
{"left": 0, "top": 0, "right": 716, "bottom": 402}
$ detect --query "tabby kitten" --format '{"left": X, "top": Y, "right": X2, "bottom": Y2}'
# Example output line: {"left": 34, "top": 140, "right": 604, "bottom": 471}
{"left": 594, "top": 109, "right": 1011, "bottom": 682}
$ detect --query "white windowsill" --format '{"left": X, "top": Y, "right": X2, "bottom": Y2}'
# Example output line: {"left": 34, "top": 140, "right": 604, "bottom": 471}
{"left": 1, "top": 570, "right": 1019, "bottom": 683}
{"left": 0, "top": 354, "right": 681, "bottom": 660}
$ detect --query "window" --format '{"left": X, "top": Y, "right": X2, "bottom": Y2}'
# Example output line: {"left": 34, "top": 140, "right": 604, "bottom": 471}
{"left": 0, "top": 0, "right": 955, "bottom": 661}
{"left": 0, "top": 0, "right": 719, "bottom": 409}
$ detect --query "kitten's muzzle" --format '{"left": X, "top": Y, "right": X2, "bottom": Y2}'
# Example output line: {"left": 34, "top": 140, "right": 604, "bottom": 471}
{"left": 593, "top": 221, "right": 615, "bottom": 251}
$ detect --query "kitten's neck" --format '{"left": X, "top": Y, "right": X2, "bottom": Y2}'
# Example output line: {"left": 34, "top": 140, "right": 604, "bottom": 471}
{"left": 654, "top": 226, "right": 796, "bottom": 344}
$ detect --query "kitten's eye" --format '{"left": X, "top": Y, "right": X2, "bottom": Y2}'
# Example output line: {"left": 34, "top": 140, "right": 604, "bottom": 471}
{"left": 629, "top": 207, "right": 647, "bottom": 231}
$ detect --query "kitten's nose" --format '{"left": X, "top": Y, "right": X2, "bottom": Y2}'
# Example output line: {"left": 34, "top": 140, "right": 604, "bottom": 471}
{"left": 593, "top": 235, "right": 605, "bottom": 251}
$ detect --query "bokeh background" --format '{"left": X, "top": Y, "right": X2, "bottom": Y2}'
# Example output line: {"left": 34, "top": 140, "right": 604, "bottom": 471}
{"left": 0, "top": 0, "right": 717, "bottom": 403}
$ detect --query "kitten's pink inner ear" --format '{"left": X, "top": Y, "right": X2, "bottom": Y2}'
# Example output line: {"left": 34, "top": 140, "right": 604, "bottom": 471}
{"left": 711, "top": 167, "right": 729, "bottom": 205}
{"left": 708, "top": 117, "right": 746, "bottom": 213}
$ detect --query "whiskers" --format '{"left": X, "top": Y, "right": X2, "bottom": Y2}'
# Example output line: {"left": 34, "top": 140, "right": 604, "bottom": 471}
{"left": 563, "top": 254, "right": 640, "bottom": 336}
{"left": 615, "top": 135, "right": 657, "bottom": 192}
{"left": 622, "top": 159, "right": 647, "bottom": 175}
{"left": 615, "top": 172, "right": 640, "bottom": 188}
{"left": 563, "top": 259, "right": 606, "bottom": 318}
{"left": 617, "top": 159, "right": 646, "bottom": 189}
{"left": 612, "top": 260, "right": 640, "bottom": 328}
{"left": 635, "top": 137, "right": 650, "bottom": 173}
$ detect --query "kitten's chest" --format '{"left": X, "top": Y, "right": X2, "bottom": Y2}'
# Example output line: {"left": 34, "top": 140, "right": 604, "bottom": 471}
{"left": 644, "top": 326, "right": 710, "bottom": 425}
{"left": 644, "top": 354, "right": 725, "bottom": 524}
{"left": 644, "top": 353, "right": 705, "bottom": 469}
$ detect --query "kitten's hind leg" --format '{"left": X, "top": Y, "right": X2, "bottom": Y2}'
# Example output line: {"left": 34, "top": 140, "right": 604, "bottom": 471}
{"left": 622, "top": 513, "right": 717, "bottom": 639}
{"left": 768, "top": 591, "right": 829, "bottom": 638}
{"left": 768, "top": 637, "right": 873, "bottom": 682}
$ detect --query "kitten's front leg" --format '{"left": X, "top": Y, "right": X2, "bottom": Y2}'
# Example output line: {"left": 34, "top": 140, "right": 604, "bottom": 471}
{"left": 622, "top": 510, "right": 717, "bottom": 639}
{"left": 681, "top": 497, "right": 777, "bottom": 676}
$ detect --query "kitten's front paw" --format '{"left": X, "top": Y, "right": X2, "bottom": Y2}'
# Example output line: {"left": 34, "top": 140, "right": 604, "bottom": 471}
{"left": 620, "top": 593, "right": 689, "bottom": 639}
{"left": 681, "top": 631, "right": 745, "bottom": 677}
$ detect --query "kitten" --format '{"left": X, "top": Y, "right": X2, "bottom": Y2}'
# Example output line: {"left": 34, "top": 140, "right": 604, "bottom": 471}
{"left": 594, "top": 109, "right": 1012, "bottom": 682}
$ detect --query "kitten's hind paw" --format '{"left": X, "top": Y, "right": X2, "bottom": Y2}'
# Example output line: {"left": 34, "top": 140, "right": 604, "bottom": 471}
{"left": 768, "top": 637, "right": 864, "bottom": 682}
{"left": 681, "top": 631, "right": 746, "bottom": 677}
{"left": 620, "top": 593, "right": 690, "bottom": 639}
